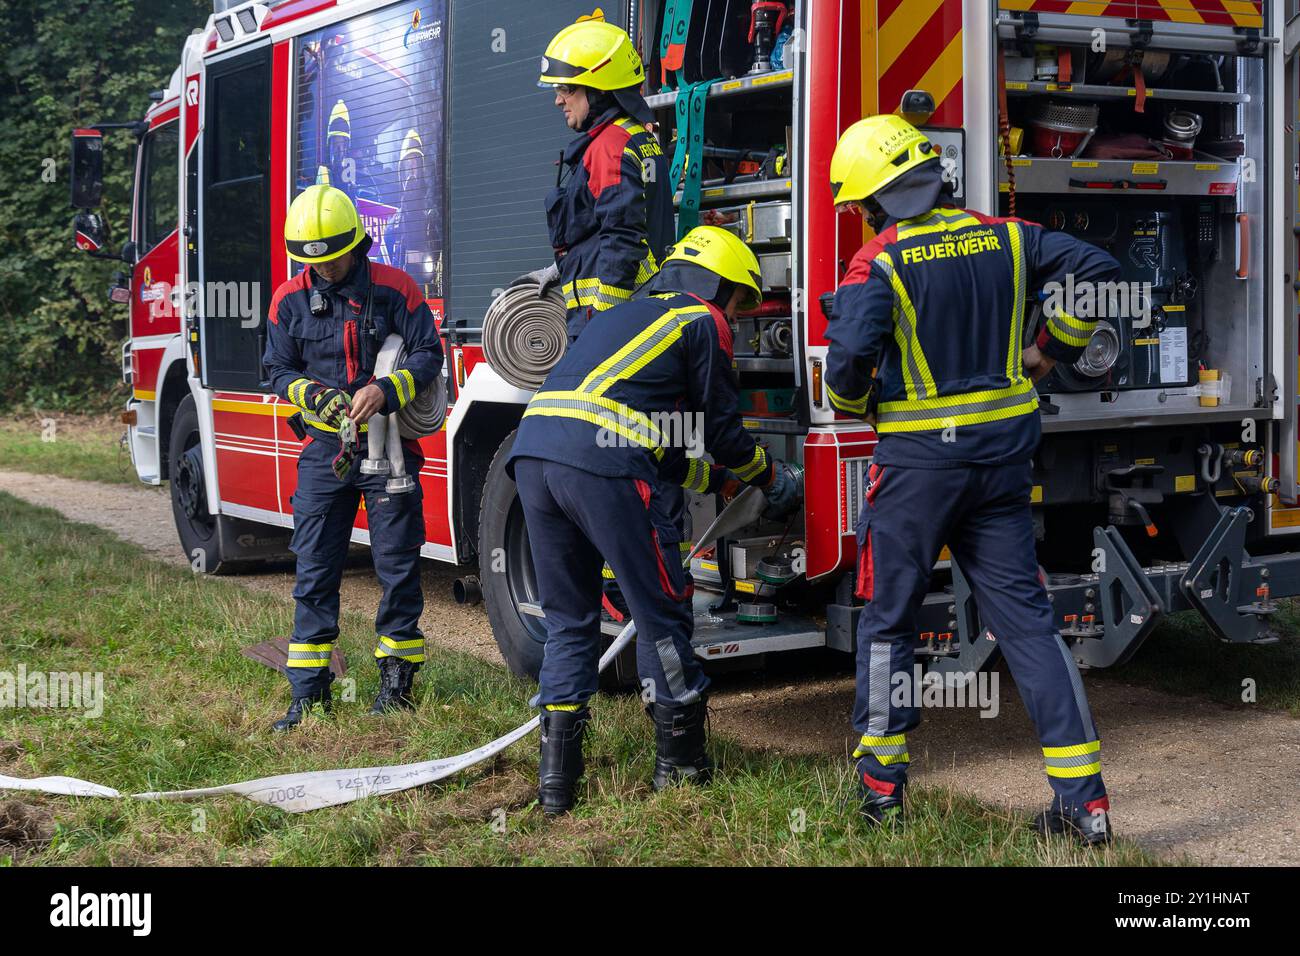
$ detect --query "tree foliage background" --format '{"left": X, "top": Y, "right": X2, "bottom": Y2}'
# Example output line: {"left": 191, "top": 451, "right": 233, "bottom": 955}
{"left": 0, "top": 0, "right": 209, "bottom": 410}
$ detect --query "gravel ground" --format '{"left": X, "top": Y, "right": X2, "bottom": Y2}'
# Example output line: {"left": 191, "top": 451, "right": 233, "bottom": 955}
{"left": 2, "top": 468, "right": 1297, "bottom": 865}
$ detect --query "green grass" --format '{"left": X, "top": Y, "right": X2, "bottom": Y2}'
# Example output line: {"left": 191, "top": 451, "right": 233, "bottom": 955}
{"left": 0, "top": 493, "right": 1155, "bottom": 866}
{"left": 0, "top": 413, "right": 137, "bottom": 485}
{"left": 1096, "top": 607, "right": 1300, "bottom": 717}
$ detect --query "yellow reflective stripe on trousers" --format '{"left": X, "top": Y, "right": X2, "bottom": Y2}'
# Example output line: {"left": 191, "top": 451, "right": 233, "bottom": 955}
{"left": 544, "top": 703, "right": 582, "bottom": 712}
{"left": 523, "top": 390, "right": 667, "bottom": 459}
{"left": 374, "top": 635, "right": 425, "bottom": 661}
{"left": 1043, "top": 740, "right": 1101, "bottom": 778}
{"left": 852, "top": 733, "right": 910, "bottom": 765}
{"left": 1048, "top": 311, "right": 1095, "bottom": 348}
{"left": 876, "top": 379, "right": 1039, "bottom": 432}
{"left": 287, "top": 642, "right": 333, "bottom": 668}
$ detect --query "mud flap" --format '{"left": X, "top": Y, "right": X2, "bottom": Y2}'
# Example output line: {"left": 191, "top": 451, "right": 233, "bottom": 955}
{"left": 1181, "top": 506, "right": 1270, "bottom": 644}
{"left": 1073, "top": 525, "right": 1163, "bottom": 669}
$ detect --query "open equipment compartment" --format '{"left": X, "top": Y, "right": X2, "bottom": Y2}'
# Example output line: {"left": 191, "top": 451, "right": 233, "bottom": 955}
{"left": 640, "top": 0, "right": 802, "bottom": 436}
{"left": 995, "top": 11, "right": 1272, "bottom": 432}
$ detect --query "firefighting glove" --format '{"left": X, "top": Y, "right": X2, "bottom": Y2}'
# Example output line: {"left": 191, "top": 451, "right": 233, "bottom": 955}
{"left": 508, "top": 262, "right": 561, "bottom": 296}
{"left": 332, "top": 417, "right": 359, "bottom": 482}
{"left": 715, "top": 468, "right": 744, "bottom": 502}
{"left": 762, "top": 460, "right": 802, "bottom": 521}
{"left": 306, "top": 385, "right": 353, "bottom": 430}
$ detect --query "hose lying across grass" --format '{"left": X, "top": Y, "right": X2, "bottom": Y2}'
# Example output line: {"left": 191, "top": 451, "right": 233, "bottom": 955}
{"left": 0, "top": 489, "right": 767, "bottom": 813}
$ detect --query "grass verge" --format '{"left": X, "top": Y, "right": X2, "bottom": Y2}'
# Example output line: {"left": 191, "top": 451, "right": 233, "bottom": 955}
{"left": 0, "top": 413, "right": 137, "bottom": 486}
{"left": 0, "top": 493, "right": 1155, "bottom": 866}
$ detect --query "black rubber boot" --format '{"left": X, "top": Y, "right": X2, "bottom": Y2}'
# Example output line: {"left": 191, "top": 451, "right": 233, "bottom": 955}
{"left": 538, "top": 707, "right": 590, "bottom": 816}
{"left": 271, "top": 688, "right": 332, "bottom": 732}
{"left": 858, "top": 784, "right": 905, "bottom": 827}
{"left": 649, "top": 700, "right": 714, "bottom": 790}
{"left": 370, "top": 657, "right": 420, "bottom": 715}
{"left": 1034, "top": 800, "right": 1113, "bottom": 846}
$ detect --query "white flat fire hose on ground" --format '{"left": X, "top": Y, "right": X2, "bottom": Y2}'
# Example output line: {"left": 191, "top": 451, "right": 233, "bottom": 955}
{"left": 0, "top": 488, "right": 768, "bottom": 814}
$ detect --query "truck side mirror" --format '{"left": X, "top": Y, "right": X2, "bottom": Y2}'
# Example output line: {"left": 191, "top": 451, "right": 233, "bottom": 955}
{"left": 70, "top": 128, "right": 104, "bottom": 209}
{"left": 73, "top": 210, "right": 106, "bottom": 252}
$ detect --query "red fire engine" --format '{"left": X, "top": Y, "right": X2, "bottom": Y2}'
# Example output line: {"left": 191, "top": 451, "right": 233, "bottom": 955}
{"left": 70, "top": 0, "right": 1300, "bottom": 683}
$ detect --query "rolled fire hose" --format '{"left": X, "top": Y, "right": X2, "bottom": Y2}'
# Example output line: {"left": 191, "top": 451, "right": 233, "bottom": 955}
{"left": 360, "top": 334, "right": 448, "bottom": 493}
{"left": 481, "top": 283, "right": 568, "bottom": 390}
{"left": 0, "top": 488, "right": 769, "bottom": 814}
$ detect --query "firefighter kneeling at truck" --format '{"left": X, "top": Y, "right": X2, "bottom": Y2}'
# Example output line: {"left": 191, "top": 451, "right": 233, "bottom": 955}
{"left": 507, "top": 226, "right": 802, "bottom": 815}
{"left": 263, "top": 185, "right": 444, "bottom": 732}
{"left": 825, "top": 115, "right": 1122, "bottom": 844}
{"left": 514, "top": 13, "right": 674, "bottom": 344}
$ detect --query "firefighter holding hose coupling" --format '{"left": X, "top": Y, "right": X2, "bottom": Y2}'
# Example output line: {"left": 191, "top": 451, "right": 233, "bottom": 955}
{"left": 825, "top": 115, "right": 1122, "bottom": 844}
{"left": 513, "top": 12, "right": 673, "bottom": 344}
{"left": 507, "top": 226, "right": 802, "bottom": 815}
{"left": 263, "top": 185, "right": 444, "bottom": 732}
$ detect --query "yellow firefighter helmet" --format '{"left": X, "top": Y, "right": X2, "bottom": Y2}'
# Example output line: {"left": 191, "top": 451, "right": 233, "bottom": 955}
{"left": 829, "top": 114, "right": 937, "bottom": 206}
{"left": 328, "top": 100, "right": 351, "bottom": 140}
{"left": 538, "top": 13, "right": 645, "bottom": 91}
{"left": 284, "top": 185, "right": 365, "bottom": 264}
{"left": 663, "top": 226, "right": 763, "bottom": 312}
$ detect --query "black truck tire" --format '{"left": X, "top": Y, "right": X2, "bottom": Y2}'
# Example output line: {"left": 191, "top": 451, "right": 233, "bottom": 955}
{"left": 478, "top": 429, "right": 549, "bottom": 680}
{"left": 168, "top": 394, "right": 290, "bottom": 574}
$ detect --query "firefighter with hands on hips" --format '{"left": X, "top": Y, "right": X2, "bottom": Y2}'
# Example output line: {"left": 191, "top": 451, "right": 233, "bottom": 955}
{"left": 824, "top": 115, "right": 1122, "bottom": 844}
{"left": 513, "top": 13, "right": 674, "bottom": 344}
{"left": 507, "top": 226, "right": 802, "bottom": 816}
{"left": 263, "top": 184, "right": 444, "bottom": 732}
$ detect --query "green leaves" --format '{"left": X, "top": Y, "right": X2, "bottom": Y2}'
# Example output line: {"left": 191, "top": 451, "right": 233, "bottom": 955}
{"left": 0, "top": 0, "right": 209, "bottom": 411}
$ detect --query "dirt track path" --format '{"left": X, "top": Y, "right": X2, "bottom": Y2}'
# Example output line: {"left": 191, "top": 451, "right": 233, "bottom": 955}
{"left": 3, "top": 469, "right": 1297, "bottom": 865}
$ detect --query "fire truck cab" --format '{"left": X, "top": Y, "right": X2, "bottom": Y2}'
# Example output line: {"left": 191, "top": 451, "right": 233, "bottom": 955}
{"left": 69, "top": 0, "right": 1300, "bottom": 684}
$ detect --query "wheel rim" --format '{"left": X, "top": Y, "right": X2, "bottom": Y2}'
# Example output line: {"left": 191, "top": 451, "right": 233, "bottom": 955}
{"left": 504, "top": 493, "right": 549, "bottom": 647}
{"left": 173, "top": 428, "right": 215, "bottom": 538}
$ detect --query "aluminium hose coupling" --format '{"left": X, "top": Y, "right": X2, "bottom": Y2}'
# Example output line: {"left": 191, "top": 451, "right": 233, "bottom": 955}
{"left": 361, "top": 333, "right": 449, "bottom": 492}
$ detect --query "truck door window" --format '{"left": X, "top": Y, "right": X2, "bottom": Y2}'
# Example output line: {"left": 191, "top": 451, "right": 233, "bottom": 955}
{"left": 200, "top": 46, "right": 272, "bottom": 392}
{"left": 139, "top": 123, "right": 179, "bottom": 253}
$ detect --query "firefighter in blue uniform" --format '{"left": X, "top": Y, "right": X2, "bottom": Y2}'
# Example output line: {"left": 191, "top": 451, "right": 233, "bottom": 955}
{"left": 263, "top": 185, "right": 444, "bottom": 732}
{"left": 507, "top": 226, "right": 802, "bottom": 815}
{"left": 518, "top": 14, "right": 674, "bottom": 344}
{"left": 825, "top": 115, "right": 1121, "bottom": 844}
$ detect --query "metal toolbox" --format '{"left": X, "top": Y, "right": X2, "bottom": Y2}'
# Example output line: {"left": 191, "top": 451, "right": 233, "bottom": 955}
{"left": 757, "top": 251, "right": 792, "bottom": 289}
{"left": 701, "top": 200, "right": 793, "bottom": 245}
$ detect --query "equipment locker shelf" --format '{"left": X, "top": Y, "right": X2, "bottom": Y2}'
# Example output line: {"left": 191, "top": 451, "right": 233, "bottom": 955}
{"left": 644, "top": 68, "right": 795, "bottom": 110}
{"left": 1001, "top": 157, "right": 1240, "bottom": 196}
{"left": 1004, "top": 81, "right": 1250, "bottom": 106}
